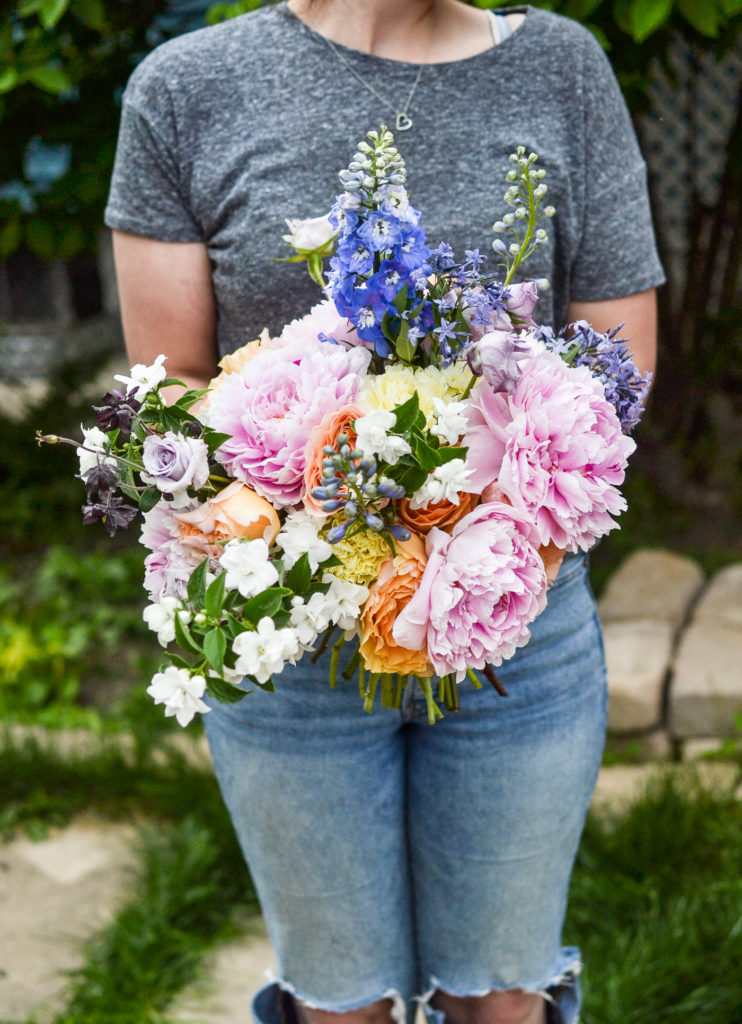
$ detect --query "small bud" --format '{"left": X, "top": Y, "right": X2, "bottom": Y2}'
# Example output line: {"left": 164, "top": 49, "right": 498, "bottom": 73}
{"left": 194, "top": 613, "right": 208, "bottom": 625}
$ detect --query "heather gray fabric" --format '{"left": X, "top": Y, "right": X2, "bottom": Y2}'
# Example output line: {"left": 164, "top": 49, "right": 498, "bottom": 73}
{"left": 105, "top": 2, "right": 665, "bottom": 357}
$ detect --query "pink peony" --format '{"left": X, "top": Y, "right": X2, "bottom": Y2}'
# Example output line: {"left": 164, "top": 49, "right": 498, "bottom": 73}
{"left": 280, "top": 299, "right": 364, "bottom": 349}
{"left": 392, "top": 501, "right": 547, "bottom": 680}
{"left": 464, "top": 351, "right": 636, "bottom": 552}
{"left": 204, "top": 336, "right": 370, "bottom": 508}
{"left": 140, "top": 501, "right": 195, "bottom": 601}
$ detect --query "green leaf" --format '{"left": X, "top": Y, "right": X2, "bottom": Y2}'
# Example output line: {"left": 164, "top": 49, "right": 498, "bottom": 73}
{"left": 678, "top": 0, "right": 721, "bottom": 35}
{"left": 393, "top": 464, "right": 428, "bottom": 494}
{"left": 203, "top": 430, "right": 230, "bottom": 454}
{"left": 0, "top": 67, "right": 19, "bottom": 94}
{"left": 139, "top": 487, "right": 160, "bottom": 514}
{"left": 71, "top": 0, "right": 106, "bottom": 30}
{"left": 721, "top": 0, "right": 742, "bottom": 14}
{"left": 414, "top": 437, "right": 440, "bottom": 472}
{"left": 436, "top": 445, "right": 468, "bottom": 464}
{"left": 286, "top": 552, "right": 312, "bottom": 595}
{"left": 0, "top": 219, "right": 21, "bottom": 257}
{"left": 392, "top": 392, "right": 422, "bottom": 435}
{"left": 207, "top": 676, "right": 249, "bottom": 704}
{"left": 394, "top": 321, "right": 417, "bottom": 364}
{"left": 174, "top": 614, "right": 203, "bottom": 658}
{"left": 203, "top": 627, "right": 226, "bottom": 672}
{"left": 392, "top": 283, "right": 409, "bottom": 313}
{"left": 244, "top": 587, "right": 292, "bottom": 624}
{"left": 563, "top": 0, "right": 604, "bottom": 18}
{"left": 27, "top": 64, "right": 72, "bottom": 94}
{"left": 627, "top": 0, "right": 672, "bottom": 41}
{"left": 39, "top": 0, "right": 70, "bottom": 28}
{"left": 187, "top": 558, "right": 209, "bottom": 608}
{"left": 204, "top": 571, "right": 226, "bottom": 618}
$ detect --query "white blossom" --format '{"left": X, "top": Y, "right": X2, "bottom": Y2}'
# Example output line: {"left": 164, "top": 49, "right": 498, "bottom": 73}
{"left": 323, "top": 574, "right": 370, "bottom": 632}
{"left": 289, "top": 592, "right": 333, "bottom": 648}
{"left": 232, "top": 618, "right": 302, "bottom": 683}
{"left": 429, "top": 398, "right": 469, "bottom": 446}
{"left": 146, "top": 666, "right": 209, "bottom": 727}
{"left": 276, "top": 509, "right": 333, "bottom": 571}
{"left": 410, "top": 460, "right": 473, "bottom": 509}
{"left": 282, "top": 214, "right": 336, "bottom": 252}
{"left": 219, "top": 538, "right": 279, "bottom": 598}
{"left": 77, "top": 425, "right": 116, "bottom": 478}
{"left": 354, "top": 410, "right": 411, "bottom": 465}
{"left": 114, "top": 353, "right": 167, "bottom": 401}
{"left": 142, "top": 596, "right": 191, "bottom": 647}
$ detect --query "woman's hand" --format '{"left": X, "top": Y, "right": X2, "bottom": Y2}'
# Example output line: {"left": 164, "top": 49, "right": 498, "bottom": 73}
{"left": 566, "top": 287, "right": 657, "bottom": 379}
{"left": 112, "top": 232, "right": 219, "bottom": 400}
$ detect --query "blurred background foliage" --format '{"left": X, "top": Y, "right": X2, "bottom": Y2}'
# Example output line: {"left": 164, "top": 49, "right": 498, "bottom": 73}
{"left": 1, "top": 0, "right": 742, "bottom": 727}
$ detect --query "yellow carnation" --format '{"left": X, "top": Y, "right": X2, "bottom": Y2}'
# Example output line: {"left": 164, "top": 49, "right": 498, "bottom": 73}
{"left": 322, "top": 519, "right": 391, "bottom": 586}
{"left": 360, "top": 363, "right": 473, "bottom": 429}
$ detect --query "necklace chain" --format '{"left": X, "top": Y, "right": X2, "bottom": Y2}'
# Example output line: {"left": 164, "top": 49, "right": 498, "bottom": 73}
{"left": 306, "top": 10, "right": 427, "bottom": 131}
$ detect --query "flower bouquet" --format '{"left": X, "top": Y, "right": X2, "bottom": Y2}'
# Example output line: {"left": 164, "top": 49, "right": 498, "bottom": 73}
{"left": 41, "top": 128, "right": 650, "bottom": 727}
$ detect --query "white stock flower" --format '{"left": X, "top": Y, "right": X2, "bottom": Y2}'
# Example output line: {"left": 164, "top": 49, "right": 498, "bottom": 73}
{"left": 276, "top": 510, "right": 333, "bottom": 571}
{"left": 410, "top": 460, "right": 473, "bottom": 509}
{"left": 146, "top": 666, "right": 210, "bottom": 727}
{"left": 77, "top": 425, "right": 116, "bottom": 478}
{"left": 232, "top": 617, "right": 301, "bottom": 683}
{"left": 289, "top": 592, "right": 333, "bottom": 648}
{"left": 114, "top": 353, "right": 167, "bottom": 401}
{"left": 219, "top": 538, "right": 279, "bottom": 598}
{"left": 354, "top": 410, "right": 411, "bottom": 465}
{"left": 142, "top": 596, "right": 191, "bottom": 647}
{"left": 430, "top": 398, "right": 469, "bottom": 446}
{"left": 323, "top": 575, "right": 370, "bottom": 632}
{"left": 282, "top": 214, "right": 336, "bottom": 252}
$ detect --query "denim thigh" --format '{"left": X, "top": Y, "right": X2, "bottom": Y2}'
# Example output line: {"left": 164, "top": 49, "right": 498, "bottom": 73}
{"left": 203, "top": 554, "right": 607, "bottom": 1019}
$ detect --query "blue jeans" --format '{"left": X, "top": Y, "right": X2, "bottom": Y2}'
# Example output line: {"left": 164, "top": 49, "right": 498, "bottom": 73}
{"left": 204, "top": 554, "right": 607, "bottom": 1024}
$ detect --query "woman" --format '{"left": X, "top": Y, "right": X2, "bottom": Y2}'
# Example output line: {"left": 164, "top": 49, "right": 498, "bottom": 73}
{"left": 105, "top": 3, "right": 663, "bottom": 1023}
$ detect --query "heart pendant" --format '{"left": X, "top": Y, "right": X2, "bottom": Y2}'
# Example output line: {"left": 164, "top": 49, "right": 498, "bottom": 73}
{"left": 395, "top": 112, "right": 413, "bottom": 132}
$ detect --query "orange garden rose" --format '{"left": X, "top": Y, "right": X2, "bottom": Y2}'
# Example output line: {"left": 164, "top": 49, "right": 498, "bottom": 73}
{"left": 303, "top": 405, "right": 361, "bottom": 514}
{"left": 359, "top": 532, "right": 432, "bottom": 676}
{"left": 174, "top": 481, "right": 280, "bottom": 558}
{"left": 395, "top": 491, "right": 479, "bottom": 535}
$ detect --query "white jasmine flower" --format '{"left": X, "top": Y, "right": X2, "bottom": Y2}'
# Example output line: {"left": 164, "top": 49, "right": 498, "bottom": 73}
{"left": 77, "top": 425, "right": 116, "bottom": 478}
{"left": 276, "top": 509, "right": 333, "bottom": 571}
{"left": 146, "top": 666, "right": 209, "bottom": 727}
{"left": 354, "top": 410, "right": 411, "bottom": 465}
{"left": 232, "top": 617, "right": 301, "bottom": 683}
{"left": 430, "top": 398, "right": 469, "bottom": 446}
{"left": 289, "top": 592, "right": 333, "bottom": 648}
{"left": 219, "top": 538, "right": 279, "bottom": 598}
{"left": 410, "top": 460, "right": 473, "bottom": 509}
{"left": 323, "top": 575, "right": 370, "bottom": 632}
{"left": 143, "top": 596, "right": 191, "bottom": 647}
{"left": 114, "top": 353, "right": 167, "bottom": 401}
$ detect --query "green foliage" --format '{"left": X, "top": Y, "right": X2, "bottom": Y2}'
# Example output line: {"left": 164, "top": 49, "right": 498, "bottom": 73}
{"left": 206, "top": 0, "right": 267, "bottom": 24}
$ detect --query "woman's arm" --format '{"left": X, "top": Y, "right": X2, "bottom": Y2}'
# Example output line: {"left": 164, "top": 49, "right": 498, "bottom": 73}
{"left": 112, "top": 232, "right": 219, "bottom": 393}
{"left": 566, "top": 287, "right": 657, "bottom": 379}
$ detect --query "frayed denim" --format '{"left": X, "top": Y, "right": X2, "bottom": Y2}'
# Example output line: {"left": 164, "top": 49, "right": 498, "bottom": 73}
{"left": 205, "top": 555, "right": 604, "bottom": 1024}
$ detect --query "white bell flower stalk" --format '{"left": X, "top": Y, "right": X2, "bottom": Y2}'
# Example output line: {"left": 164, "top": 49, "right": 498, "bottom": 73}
{"left": 146, "top": 666, "right": 210, "bottom": 727}
{"left": 276, "top": 510, "right": 333, "bottom": 571}
{"left": 114, "top": 353, "right": 168, "bottom": 401}
{"left": 354, "top": 410, "right": 411, "bottom": 465}
{"left": 232, "top": 618, "right": 302, "bottom": 683}
{"left": 143, "top": 596, "right": 191, "bottom": 647}
{"left": 219, "top": 538, "right": 279, "bottom": 598}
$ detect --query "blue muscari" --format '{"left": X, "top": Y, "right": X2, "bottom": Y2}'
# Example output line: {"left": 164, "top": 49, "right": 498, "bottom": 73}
{"left": 536, "top": 321, "right": 652, "bottom": 433}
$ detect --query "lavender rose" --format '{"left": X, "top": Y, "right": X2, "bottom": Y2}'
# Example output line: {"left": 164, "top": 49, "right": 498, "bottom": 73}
{"left": 471, "top": 329, "right": 542, "bottom": 393}
{"left": 392, "top": 501, "right": 548, "bottom": 680}
{"left": 505, "top": 280, "right": 539, "bottom": 323}
{"left": 142, "top": 431, "right": 210, "bottom": 500}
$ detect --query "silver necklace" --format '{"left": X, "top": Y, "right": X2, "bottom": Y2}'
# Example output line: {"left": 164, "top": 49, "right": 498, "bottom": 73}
{"left": 307, "top": 11, "right": 428, "bottom": 132}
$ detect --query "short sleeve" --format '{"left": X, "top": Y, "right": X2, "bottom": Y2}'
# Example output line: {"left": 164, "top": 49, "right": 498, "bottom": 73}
{"left": 569, "top": 34, "right": 665, "bottom": 301}
{"left": 104, "top": 60, "right": 202, "bottom": 242}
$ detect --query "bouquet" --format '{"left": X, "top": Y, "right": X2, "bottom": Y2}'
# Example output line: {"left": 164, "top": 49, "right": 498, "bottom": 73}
{"left": 41, "top": 128, "right": 650, "bottom": 727}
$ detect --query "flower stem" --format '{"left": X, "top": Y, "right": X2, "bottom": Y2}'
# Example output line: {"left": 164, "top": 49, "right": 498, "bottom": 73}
{"left": 329, "top": 635, "right": 345, "bottom": 689}
{"left": 364, "top": 672, "right": 379, "bottom": 713}
{"left": 466, "top": 668, "right": 483, "bottom": 690}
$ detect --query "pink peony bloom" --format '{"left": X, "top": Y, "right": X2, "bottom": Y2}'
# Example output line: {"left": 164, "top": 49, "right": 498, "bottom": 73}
{"left": 280, "top": 299, "right": 364, "bottom": 349}
{"left": 205, "top": 337, "right": 370, "bottom": 508}
{"left": 392, "top": 501, "right": 547, "bottom": 680}
{"left": 464, "top": 351, "right": 636, "bottom": 552}
{"left": 140, "top": 501, "right": 195, "bottom": 601}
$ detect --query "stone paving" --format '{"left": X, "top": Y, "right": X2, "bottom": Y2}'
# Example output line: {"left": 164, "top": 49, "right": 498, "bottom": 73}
{"left": 3, "top": 546, "right": 742, "bottom": 1023}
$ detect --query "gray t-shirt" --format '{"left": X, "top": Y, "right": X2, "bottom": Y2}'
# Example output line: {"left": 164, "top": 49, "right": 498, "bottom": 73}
{"left": 105, "top": 3, "right": 665, "bottom": 357}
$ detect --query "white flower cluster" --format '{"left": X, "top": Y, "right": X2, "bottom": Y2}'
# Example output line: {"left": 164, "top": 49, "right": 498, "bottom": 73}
{"left": 146, "top": 666, "right": 210, "bottom": 728}
{"left": 143, "top": 596, "right": 192, "bottom": 647}
{"left": 220, "top": 538, "right": 279, "bottom": 598}
{"left": 114, "top": 353, "right": 168, "bottom": 401}
{"left": 353, "top": 410, "right": 411, "bottom": 465}
{"left": 77, "top": 425, "right": 116, "bottom": 479}
{"left": 289, "top": 575, "right": 370, "bottom": 650}
{"left": 410, "top": 459, "right": 473, "bottom": 509}
{"left": 429, "top": 398, "right": 469, "bottom": 446}
{"left": 276, "top": 510, "right": 334, "bottom": 570}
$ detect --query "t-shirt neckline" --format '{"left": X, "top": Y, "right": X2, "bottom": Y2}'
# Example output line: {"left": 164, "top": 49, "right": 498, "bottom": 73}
{"left": 274, "top": 3, "right": 533, "bottom": 69}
